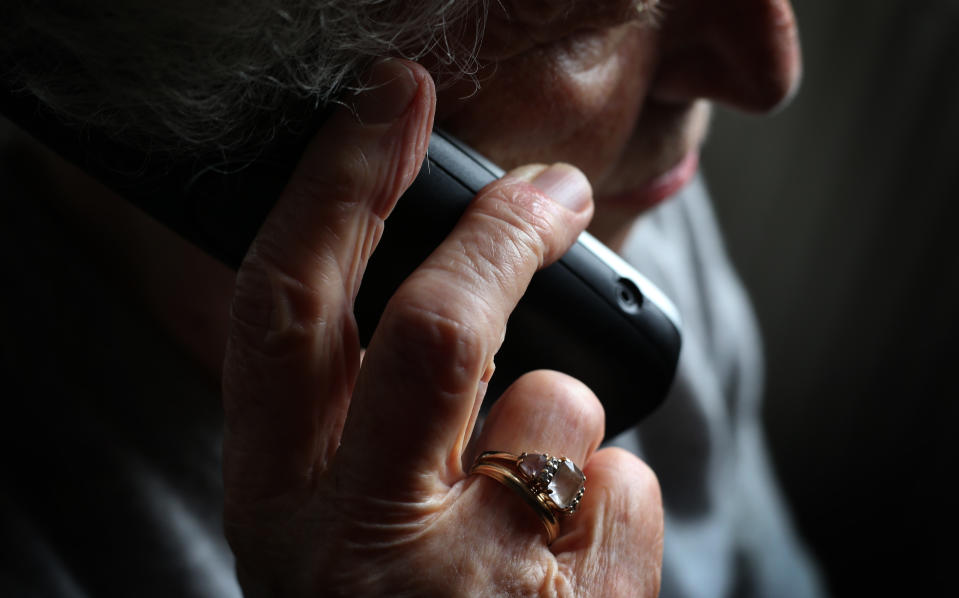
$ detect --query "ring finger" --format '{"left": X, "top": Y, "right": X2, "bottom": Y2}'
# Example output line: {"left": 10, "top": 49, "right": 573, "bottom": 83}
{"left": 466, "top": 370, "right": 605, "bottom": 542}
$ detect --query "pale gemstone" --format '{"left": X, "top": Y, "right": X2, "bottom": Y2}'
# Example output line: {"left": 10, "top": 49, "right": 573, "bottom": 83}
{"left": 547, "top": 458, "right": 585, "bottom": 509}
{"left": 519, "top": 453, "right": 548, "bottom": 480}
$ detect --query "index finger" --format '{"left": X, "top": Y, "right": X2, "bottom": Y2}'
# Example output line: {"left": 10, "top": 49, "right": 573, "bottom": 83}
{"left": 335, "top": 163, "right": 594, "bottom": 496}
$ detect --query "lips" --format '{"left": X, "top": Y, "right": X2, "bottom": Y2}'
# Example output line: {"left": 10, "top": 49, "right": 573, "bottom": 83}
{"left": 602, "top": 148, "right": 700, "bottom": 212}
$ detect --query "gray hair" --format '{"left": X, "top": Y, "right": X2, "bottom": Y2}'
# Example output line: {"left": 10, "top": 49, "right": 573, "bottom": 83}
{"left": 2, "top": 0, "right": 486, "bottom": 157}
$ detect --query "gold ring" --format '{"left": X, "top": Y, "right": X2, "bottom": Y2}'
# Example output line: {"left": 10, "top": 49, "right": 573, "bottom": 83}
{"left": 470, "top": 451, "right": 586, "bottom": 544}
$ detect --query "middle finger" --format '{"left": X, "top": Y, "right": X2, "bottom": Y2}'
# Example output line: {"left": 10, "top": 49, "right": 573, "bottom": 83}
{"left": 335, "top": 163, "right": 593, "bottom": 497}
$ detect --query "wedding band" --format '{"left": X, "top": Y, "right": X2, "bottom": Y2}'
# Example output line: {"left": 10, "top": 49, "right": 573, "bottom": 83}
{"left": 470, "top": 451, "right": 586, "bottom": 544}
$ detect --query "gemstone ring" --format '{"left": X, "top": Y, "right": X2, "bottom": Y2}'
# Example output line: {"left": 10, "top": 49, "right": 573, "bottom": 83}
{"left": 470, "top": 451, "right": 586, "bottom": 544}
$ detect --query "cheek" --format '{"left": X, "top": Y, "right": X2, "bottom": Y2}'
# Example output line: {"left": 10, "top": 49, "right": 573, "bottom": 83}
{"left": 438, "top": 27, "right": 656, "bottom": 181}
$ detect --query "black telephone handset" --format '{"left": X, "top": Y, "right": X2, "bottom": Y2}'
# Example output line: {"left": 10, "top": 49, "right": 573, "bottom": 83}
{"left": 1, "top": 88, "right": 681, "bottom": 436}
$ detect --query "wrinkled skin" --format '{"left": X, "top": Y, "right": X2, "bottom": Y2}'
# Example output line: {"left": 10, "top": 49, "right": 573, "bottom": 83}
{"left": 223, "top": 60, "right": 663, "bottom": 597}
{"left": 439, "top": 0, "right": 800, "bottom": 241}
{"left": 220, "top": 0, "right": 800, "bottom": 595}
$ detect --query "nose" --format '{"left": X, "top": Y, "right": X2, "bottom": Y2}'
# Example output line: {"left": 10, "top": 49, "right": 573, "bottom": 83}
{"left": 653, "top": 0, "right": 802, "bottom": 113}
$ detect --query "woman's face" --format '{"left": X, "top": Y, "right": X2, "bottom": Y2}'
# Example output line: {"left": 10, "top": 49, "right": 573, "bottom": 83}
{"left": 435, "top": 0, "right": 801, "bottom": 241}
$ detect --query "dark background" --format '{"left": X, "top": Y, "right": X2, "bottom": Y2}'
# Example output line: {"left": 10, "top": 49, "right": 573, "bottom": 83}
{"left": 703, "top": 0, "right": 957, "bottom": 595}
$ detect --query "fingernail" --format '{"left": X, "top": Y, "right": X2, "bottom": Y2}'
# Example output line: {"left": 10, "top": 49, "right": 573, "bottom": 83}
{"left": 354, "top": 59, "right": 419, "bottom": 124}
{"left": 530, "top": 163, "right": 592, "bottom": 213}
{"left": 481, "top": 359, "right": 495, "bottom": 384}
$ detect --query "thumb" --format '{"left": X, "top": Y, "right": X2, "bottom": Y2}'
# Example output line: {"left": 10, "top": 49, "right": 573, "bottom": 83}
{"left": 222, "top": 59, "right": 436, "bottom": 502}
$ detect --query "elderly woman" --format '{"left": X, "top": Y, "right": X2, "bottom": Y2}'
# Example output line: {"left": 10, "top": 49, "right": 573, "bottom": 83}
{"left": 0, "top": 0, "right": 822, "bottom": 596}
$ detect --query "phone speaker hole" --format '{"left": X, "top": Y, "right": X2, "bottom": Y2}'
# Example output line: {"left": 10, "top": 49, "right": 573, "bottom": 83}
{"left": 615, "top": 278, "right": 644, "bottom": 314}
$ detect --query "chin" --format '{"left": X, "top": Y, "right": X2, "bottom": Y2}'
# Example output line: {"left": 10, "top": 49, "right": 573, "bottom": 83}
{"left": 600, "top": 100, "right": 712, "bottom": 196}
{"left": 586, "top": 101, "right": 712, "bottom": 243}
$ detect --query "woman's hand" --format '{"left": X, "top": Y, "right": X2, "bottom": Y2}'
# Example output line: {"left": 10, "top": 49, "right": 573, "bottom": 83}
{"left": 221, "top": 59, "right": 663, "bottom": 597}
